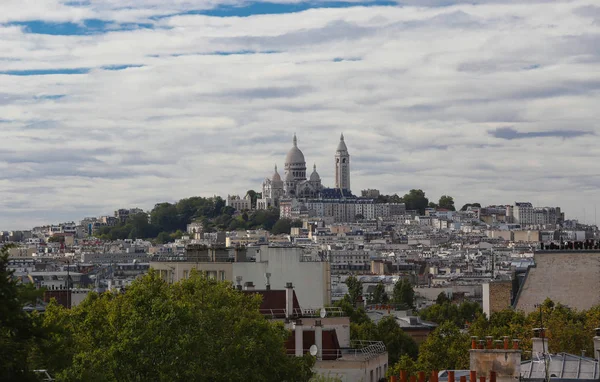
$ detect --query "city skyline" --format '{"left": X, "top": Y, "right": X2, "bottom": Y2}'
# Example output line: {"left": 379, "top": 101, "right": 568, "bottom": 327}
{"left": 1, "top": 0, "right": 599, "bottom": 229}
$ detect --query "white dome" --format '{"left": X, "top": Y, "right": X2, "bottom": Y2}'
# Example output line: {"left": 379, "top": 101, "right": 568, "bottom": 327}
{"left": 310, "top": 164, "right": 321, "bottom": 182}
{"left": 336, "top": 133, "right": 348, "bottom": 152}
{"left": 272, "top": 165, "right": 281, "bottom": 182}
{"left": 285, "top": 134, "right": 306, "bottom": 165}
{"left": 286, "top": 146, "right": 305, "bottom": 165}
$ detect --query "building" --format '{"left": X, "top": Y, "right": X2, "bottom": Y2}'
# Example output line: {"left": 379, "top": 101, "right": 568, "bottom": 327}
{"left": 150, "top": 245, "right": 331, "bottom": 309}
{"left": 226, "top": 194, "right": 252, "bottom": 211}
{"left": 514, "top": 242, "right": 600, "bottom": 313}
{"left": 361, "top": 189, "right": 381, "bottom": 198}
{"left": 244, "top": 283, "right": 388, "bottom": 381}
{"left": 257, "top": 134, "right": 349, "bottom": 210}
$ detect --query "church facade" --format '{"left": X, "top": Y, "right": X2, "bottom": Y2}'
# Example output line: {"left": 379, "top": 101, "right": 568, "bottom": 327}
{"left": 256, "top": 134, "right": 351, "bottom": 210}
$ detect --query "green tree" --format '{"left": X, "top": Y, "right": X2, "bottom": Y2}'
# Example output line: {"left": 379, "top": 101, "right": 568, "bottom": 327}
{"left": 438, "top": 195, "right": 456, "bottom": 211}
{"left": 417, "top": 322, "right": 470, "bottom": 371}
{"left": 0, "top": 245, "right": 38, "bottom": 381}
{"left": 435, "top": 292, "right": 451, "bottom": 305}
{"left": 368, "top": 282, "right": 389, "bottom": 304}
{"left": 460, "top": 203, "right": 481, "bottom": 211}
{"left": 245, "top": 190, "right": 259, "bottom": 209}
{"left": 155, "top": 231, "right": 174, "bottom": 244}
{"left": 345, "top": 276, "right": 363, "bottom": 306}
{"left": 272, "top": 218, "right": 293, "bottom": 235}
{"left": 402, "top": 189, "right": 429, "bottom": 214}
{"left": 392, "top": 279, "right": 415, "bottom": 309}
{"left": 33, "top": 270, "right": 315, "bottom": 381}
{"left": 374, "top": 316, "right": 418, "bottom": 365}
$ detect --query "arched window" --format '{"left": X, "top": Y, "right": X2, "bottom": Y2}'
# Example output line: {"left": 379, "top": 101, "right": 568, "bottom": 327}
{"left": 343, "top": 158, "right": 347, "bottom": 163}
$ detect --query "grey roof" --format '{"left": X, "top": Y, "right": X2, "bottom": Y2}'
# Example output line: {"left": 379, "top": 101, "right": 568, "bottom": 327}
{"left": 521, "top": 353, "right": 599, "bottom": 380}
{"left": 514, "top": 251, "right": 600, "bottom": 313}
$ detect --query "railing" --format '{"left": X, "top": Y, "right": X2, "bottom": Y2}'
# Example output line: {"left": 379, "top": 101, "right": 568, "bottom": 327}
{"left": 287, "top": 341, "right": 386, "bottom": 361}
{"left": 258, "top": 307, "right": 345, "bottom": 319}
{"left": 347, "top": 340, "right": 387, "bottom": 360}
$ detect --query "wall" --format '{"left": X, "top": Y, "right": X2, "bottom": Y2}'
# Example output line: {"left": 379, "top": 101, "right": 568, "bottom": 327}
{"left": 314, "top": 352, "right": 389, "bottom": 382}
{"left": 483, "top": 281, "right": 512, "bottom": 317}
{"left": 234, "top": 247, "right": 330, "bottom": 308}
{"left": 470, "top": 349, "right": 521, "bottom": 382}
{"left": 515, "top": 251, "right": 600, "bottom": 313}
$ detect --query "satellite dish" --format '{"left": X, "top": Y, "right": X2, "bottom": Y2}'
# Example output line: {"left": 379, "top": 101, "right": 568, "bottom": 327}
{"left": 309, "top": 345, "right": 318, "bottom": 356}
{"left": 320, "top": 308, "right": 327, "bottom": 318}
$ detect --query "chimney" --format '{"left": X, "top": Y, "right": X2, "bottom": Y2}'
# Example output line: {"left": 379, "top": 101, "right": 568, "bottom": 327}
{"left": 594, "top": 328, "right": 600, "bottom": 360}
{"left": 286, "top": 282, "right": 294, "bottom": 319}
{"left": 294, "top": 319, "right": 303, "bottom": 357}
{"left": 265, "top": 272, "right": 271, "bottom": 291}
{"left": 315, "top": 320, "right": 323, "bottom": 360}
{"left": 243, "top": 281, "right": 255, "bottom": 291}
{"left": 532, "top": 328, "right": 548, "bottom": 356}
{"left": 470, "top": 335, "right": 521, "bottom": 382}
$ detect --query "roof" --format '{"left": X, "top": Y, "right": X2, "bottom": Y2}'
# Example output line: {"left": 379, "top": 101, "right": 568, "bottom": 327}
{"left": 514, "top": 251, "right": 600, "bottom": 313}
{"left": 336, "top": 133, "right": 348, "bottom": 152}
{"left": 285, "top": 134, "right": 306, "bottom": 165}
{"left": 242, "top": 289, "right": 301, "bottom": 318}
{"left": 521, "top": 353, "right": 599, "bottom": 380}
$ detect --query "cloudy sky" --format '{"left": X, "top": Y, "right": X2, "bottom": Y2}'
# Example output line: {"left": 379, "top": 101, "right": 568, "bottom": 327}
{"left": 1, "top": 0, "right": 599, "bottom": 229}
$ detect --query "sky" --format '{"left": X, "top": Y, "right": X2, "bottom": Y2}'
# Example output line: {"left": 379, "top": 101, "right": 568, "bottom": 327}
{"left": 0, "top": 0, "right": 599, "bottom": 229}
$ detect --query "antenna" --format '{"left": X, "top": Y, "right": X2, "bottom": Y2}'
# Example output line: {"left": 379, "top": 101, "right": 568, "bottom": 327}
{"left": 309, "top": 345, "right": 318, "bottom": 357}
{"left": 320, "top": 308, "right": 327, "bottom": 318}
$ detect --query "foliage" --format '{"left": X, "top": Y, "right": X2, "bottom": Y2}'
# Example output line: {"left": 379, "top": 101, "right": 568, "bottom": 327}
{"left": 460, "top": 203, "right": 481, "bottom": 211}
{"left": 402, "top": 189, "right": 429, "bottom": 214}
{"left": 17, "top": 283, "right": 46, "bottom": 305}
{"left": 345, "top": 275, "right": 363, "bottom": 305}
{"left": 438, "top": 195, "right": 456, "bottom": 211}
{"left": 368, "top": 282, "right": 389, "bottom": 304}
{"left": 376, "top": 194, "right": 403, "bottom": 204}
{"left": 416, "top": 322, "right": 471, "bottom": 371}
{"left": 435, "top": 292, "right": 451, "bottom": 305}
{"left": 392, "top": 279, "right": 415, "bottom": 309}
{"left": 0, "top": 245, "right": 38, "bottom": 381}
{"left": 272, "top": 219, "right": 303, "bottom": 235}
{"left": 353, "top": 316, "right": 418, "bottom": 366}
{"left": 310, "top": 373, "right": 343, "bottom": 382}
{"left": 31, "top": 270, "right": 315, "bottom": 381}
{"left": 419, "top": 300, "right": 482, "bottom": 328}
{"left": 96, "top": 195, "right": 284, "bottom": 240}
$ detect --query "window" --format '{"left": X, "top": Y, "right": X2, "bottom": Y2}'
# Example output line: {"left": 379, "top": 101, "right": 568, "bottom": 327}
{"left": 219, "top": 271, "right": 226, "bottom": 281}
{"left": 183, "top": 270, "right": 189, "bottom": 279}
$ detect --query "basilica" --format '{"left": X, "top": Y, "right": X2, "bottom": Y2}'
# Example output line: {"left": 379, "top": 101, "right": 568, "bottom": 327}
{"left": 256, "top": 133, "right": 351, "bottom": 209}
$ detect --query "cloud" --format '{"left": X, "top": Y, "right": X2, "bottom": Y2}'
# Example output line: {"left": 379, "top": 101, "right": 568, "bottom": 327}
{"left": 1, "top": 0, "right": 600, "bottom": 228}
{"left": 489, "top": 127, "right": 594, "bottom": 140}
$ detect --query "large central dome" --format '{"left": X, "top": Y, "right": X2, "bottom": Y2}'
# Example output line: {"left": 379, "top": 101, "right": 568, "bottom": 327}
{"left": 285, "top": 134, "right": 306, "bottom": 165}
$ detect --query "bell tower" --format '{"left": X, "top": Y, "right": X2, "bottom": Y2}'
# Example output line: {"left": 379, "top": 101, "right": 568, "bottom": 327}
{"left": 335, "top": 133, "right": 350, "bottom": 191}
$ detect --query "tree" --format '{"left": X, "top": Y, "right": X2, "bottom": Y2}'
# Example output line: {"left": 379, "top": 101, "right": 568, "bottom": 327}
{"left": 245, "top": 190, "right": 259, "bottom": 209}
{"left": 460, "top": 203, "right": 481, "bottom": 211}
{"left": 355, "top": 214, "right": 365, "bottom": 221}
{"left": 345, "top": 276, "right": 363, "bottom": 306}
{"left": 155, "top": 231, "right": 174, "bottom": 244}
{"left": 0, "top": 245, "right": 38, "bottom": 381}
{"left": 438, "top": 195, "right": 456, "bottom": 211}
{"left": 32, "top": 270, "right": 315, "bottom": 381}
{"left": 374, "top": 316, "right": 418, "bottom": 365}
{"left": 392, "top": 279, "right": 415, "bottom": 309}
{"left": 435, "top": 292, "right": 451, "bottom": 305}
{"left": 419, "top": 322, "right": 470, "bottom": 371}
{"left": 272, "top": 218, "right": 293, "bottom": 235}
{"left": 402, "top": 189, "right": 429, "bottom": 214}
{"left": 368, "top": 282, "right": 389, "bottom": 304}
{"left": 428, "top": 202, "right": 438, "bottom": 209}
